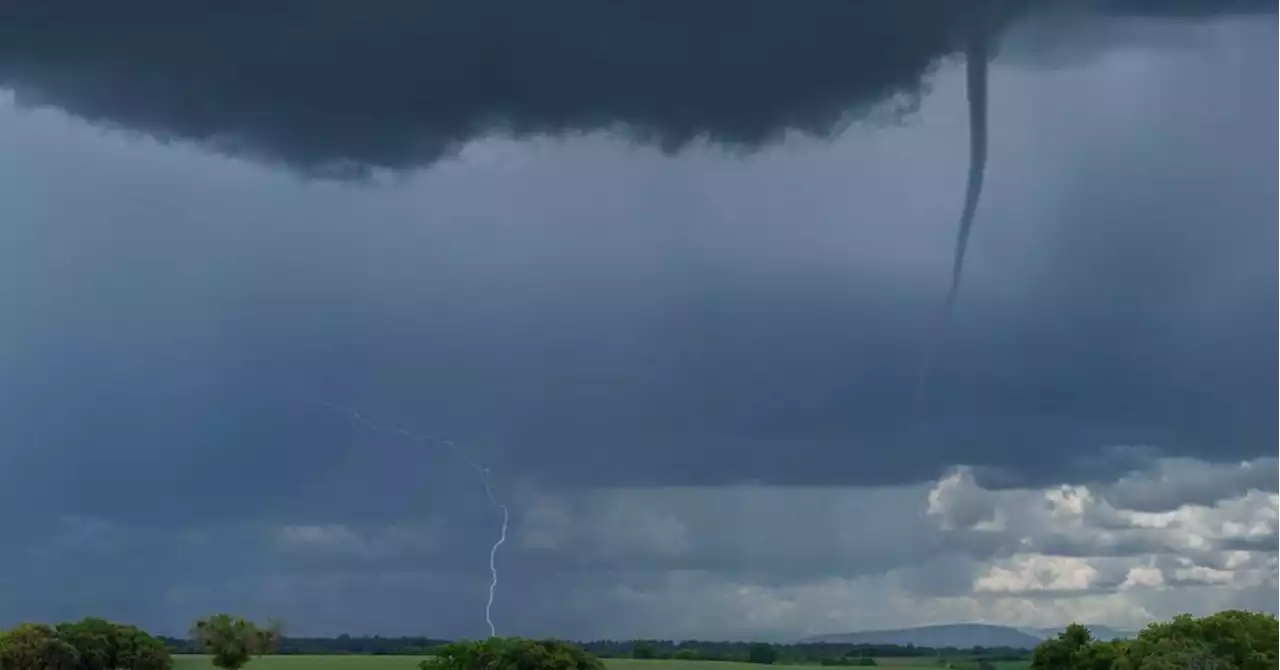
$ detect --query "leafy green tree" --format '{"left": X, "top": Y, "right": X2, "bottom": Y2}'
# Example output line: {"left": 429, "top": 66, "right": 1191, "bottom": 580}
{"left": 55, "top": 617, "right": 117, "bottom": 670}
{"left": 0, "top": 623, "right": 81, "bottom": 670}
{"left": 191, "top": 614, "right": 263, "bottom": 670}
{"left": 1031, "top": 623, "right": 1096, "bottom": 670}
{"left": 114, "top": 624, "right": 174, "bottom": 670}
{"left": 1033, "top": 610, "right": 1278, "bottom": 670}
{"left": 420, "top": 637, "right": 605, "bottom": 670}
{"left": 747, "top": 642, "right": 778, "bottom": 665}
{"left": 1122, "top": 647, "right": 1227, "bottom": 670}
{"left": 2, "top": 617, "right": 172, "bottom": 670}
{"left": 1069, "top": 639, "right": 1123, "bottom": 670}
{"left": 1118, "top": 610, "right": 1277, "bottom": 670}
{"left": 632, "top": 642, "right": 656, "bottom": 659}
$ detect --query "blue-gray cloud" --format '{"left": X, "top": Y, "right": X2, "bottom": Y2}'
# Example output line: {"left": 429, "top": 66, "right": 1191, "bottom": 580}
{"left": 0, "top": 0, "right": 1274, "bottom": 639}
{"left": 2, "top": 1, "right": 1271, "bottom": 174}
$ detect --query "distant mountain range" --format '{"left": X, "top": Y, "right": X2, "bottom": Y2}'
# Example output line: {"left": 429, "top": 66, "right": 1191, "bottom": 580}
{"left": 803, "top": 623, "right": 1139, "bottom": 648}
{"left": 1018, "top": 625, "right": 1139, "bottom": 642}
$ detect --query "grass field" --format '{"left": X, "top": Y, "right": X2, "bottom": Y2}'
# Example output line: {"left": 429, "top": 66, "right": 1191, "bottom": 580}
{"left": 174, "top": 656, "right": 431, "bottom": 669}
{"left": 173, "top": 657, "right": 1030, "bottom": 670}
{"left": 173, "top": 659, "right": 821, "bottom": 670}
{"left": 868, "top": 660, "right": 1029, "bottom": 669}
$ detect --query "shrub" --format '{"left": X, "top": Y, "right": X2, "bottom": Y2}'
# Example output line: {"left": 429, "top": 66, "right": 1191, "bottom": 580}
{"left": 1031, "top": 610, "right": 1279, "bottom": 670}
{"left": 191, "top": 614, "right": 266, "bottom": 670}
{"left": 51, "top": 617, "right": 172, "bottom": 670}
{"left": 747, "top": 642, "right": 777, "bottom": 665}
{"left": 0, "top": 623, "right": 81, "bottom": 670}
{"left": 115, "top": 624, "right": 174, "bottom": 670}
{"left": 421, "top": 637, "right": 605, "bottom": 670}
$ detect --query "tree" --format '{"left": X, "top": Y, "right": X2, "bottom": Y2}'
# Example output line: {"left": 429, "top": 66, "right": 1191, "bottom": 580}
{"left": 250, "top": 618, "right": 284, "bottom": 658}
{"left": 0, "top": 623, "right": 81, "bottom": 670}
{"left": 114, "top": 624, "right": 174, "bottom": 670}
{"left": 632, "top": 642, "right": 656, "bottom": 659}
{"left": 191, "top": 614, "right": 263, "bottom": 670}
{"left": 1031, "top": 623, "right": 1097, "bottom": 670}
{"left": 1067, "top": 639, "right": 1122, "bottom": 670}
{"left": 1, "top": 618, "right": 171, "bottom": 670}
{"left": 747, "top": 642, "right": 778, "bottom": 665}
{"left": 1118, "top": 610, "right": 1277, "bottom": 670}
{"left": 55, "top": 617, "right": 117, "bottom": 670}
{"left": 421, "top": 638, "right": 605, "bottom": 670}
{"left": 1032, "top": 610, "right": 1278, "bottom": 670}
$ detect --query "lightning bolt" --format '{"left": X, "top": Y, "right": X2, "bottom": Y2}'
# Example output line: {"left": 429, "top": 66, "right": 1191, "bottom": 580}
{"left": 322, "top": 403, "right": 509, "bottom": 638}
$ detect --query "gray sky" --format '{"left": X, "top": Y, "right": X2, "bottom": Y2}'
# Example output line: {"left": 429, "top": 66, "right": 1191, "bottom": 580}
{"left": 0, "top": 0, "right": 1275, "bottom": 641}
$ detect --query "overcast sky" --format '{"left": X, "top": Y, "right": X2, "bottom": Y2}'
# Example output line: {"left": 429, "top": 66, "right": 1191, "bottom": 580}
{"left": 0, "top": 0, "right": 1275, "bottom": 641}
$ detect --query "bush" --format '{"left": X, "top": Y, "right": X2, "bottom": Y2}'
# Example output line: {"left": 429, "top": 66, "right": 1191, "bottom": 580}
{"left": 0, "top": 618, "right": 172, "bottom": 670}
{"left": 747, "top": 642, "right": 777, "bottom": 665}
{"left": 192, "top": 614, "right": 278, "bottom": 670}
{"left": 0, "top": 623, "right": 81, "bottom": 670}
{"left": 55, "top": 618, "right": 116, "bottom": 670}
{"left": 421, "top": 638, "right": 605, "bottom": 670}
{"left": 52, "top": 617, "right": 172, "bottom": 670}
{"left": 1031, "top": 610, "right": 1278, "bottom": 670}
{"left": 115, "top": 625, "right": 174, "bottom": 670}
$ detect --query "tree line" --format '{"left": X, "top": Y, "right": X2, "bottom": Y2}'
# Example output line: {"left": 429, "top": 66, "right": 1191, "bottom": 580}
{"left": 0, "top": 614, "right": 279, "bottom": 670}
{"left": 158, "top": 634, "right": 1026, "bottom": 662}
{"left": 159, "top": 633, "right": 448, "bottom": 656}
{"left": 587, "top": 639, "right": 1027, "bottom": 664}
{"left": 2, "top": 609, "right": 1274, "bottom": 669}
{"left": 1029, "top": 610, "right": 1277, "bottom": 670}
{"left": 0, "top": 618, "right": 171, "bottom": 670}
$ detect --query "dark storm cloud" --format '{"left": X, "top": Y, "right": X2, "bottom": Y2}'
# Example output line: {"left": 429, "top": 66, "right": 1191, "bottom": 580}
{"left": 2, "top": 0, "right": 1272, "bottom": 175}
{"left": 0, "top": 0, "right": 1023, "bottom": 175}
{"left": 0, "top": 0, "right": 1276, "bottom": 643}
{"left": 1, "top": 2, "right": 1275, "bottom": 531}
{"left": 0, "top": 512, "right": 519, "bottom": 637}
{"left": 0, "top": 3, "right": 1276, "bottom": 641}
{"left": 1092, "top": 0, "right": 1275, "bottom": 17}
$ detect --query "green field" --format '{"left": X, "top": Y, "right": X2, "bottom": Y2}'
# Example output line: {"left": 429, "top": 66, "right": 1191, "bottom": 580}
{"left": 173, "top": 657, "right": 1028, "bottom": 670}
{"left": 172, "top": 660, "right": 818, "bottom": 670}
{"left": 174, "top": 656, "right": 431, "bottom": 669}
{"left": 870, "top": 660, "right": 1029, "bottom": 669}
{"left": 609, "top": 662, "right": 831, "bottom": 670}
{"left": 171, "top": 661, "right": 866, "bottom": 670}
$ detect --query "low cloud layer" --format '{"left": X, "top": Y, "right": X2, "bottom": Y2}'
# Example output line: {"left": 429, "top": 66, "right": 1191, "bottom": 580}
{"left": 5, "top": 456, "right": 1273, "bottom": 639}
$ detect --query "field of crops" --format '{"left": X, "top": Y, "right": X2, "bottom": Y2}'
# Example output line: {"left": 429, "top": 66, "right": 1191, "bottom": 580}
{"left": 172, "top": 657, "right": 1030, "bottom": 670}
